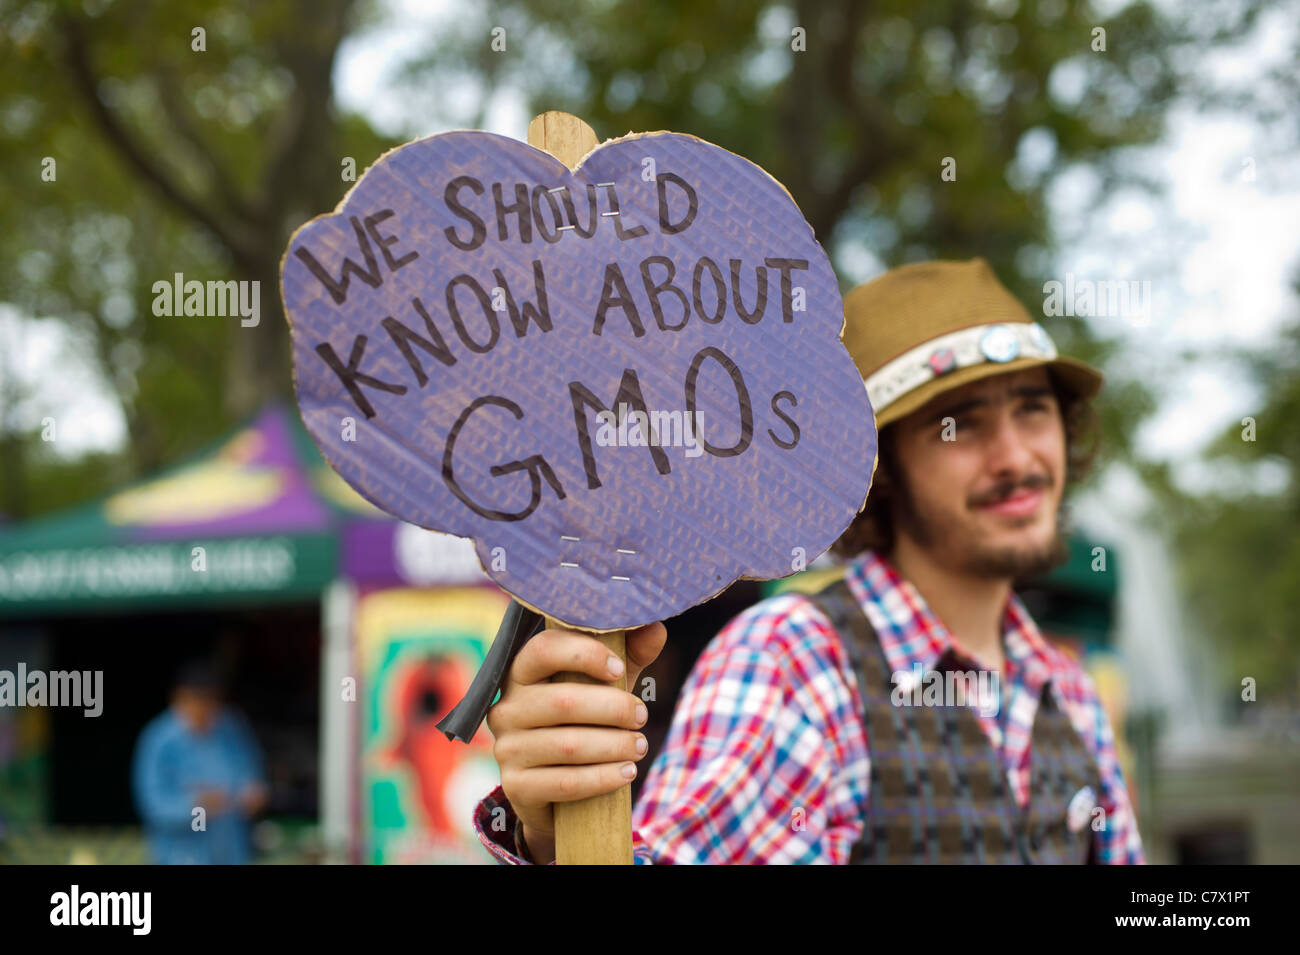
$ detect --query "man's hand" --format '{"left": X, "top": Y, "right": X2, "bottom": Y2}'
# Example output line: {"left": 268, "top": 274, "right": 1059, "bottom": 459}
{"left": 239, "top": 782, "right": 269, "bottom": 816}
{"left": 487, "top": 622, "right": 667, "bottom": 865}
{"left": 194, "top": 787, "right": 230, "bottom": 815}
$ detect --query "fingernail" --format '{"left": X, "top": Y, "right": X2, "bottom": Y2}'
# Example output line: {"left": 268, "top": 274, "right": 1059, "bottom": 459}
{"left": 606, "top": 656, "right": 625, "bottom": 678}
{"left": 635, "top": 735, "right": 648, "bottom": 755}
{"left": 621, "top": 763, "right": 637, "bottom": 779}
{"left": 635, "top": 703, "right": 648, "bottom": 725}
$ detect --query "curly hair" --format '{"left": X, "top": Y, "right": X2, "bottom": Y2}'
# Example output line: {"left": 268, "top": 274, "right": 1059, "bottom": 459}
{"left": 829, "top": 368, "right": 1101, "bottom": 561}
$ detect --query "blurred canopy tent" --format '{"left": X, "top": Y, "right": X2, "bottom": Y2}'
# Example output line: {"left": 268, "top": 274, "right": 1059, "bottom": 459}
{"left": 0, "top": 392, "right": 1119, "bottom": 635}
{"left": 0, "top": 404, "right": 496, "bottom": 862}
{"left": 0, "top": 405, "right": 487, "bottom": 616}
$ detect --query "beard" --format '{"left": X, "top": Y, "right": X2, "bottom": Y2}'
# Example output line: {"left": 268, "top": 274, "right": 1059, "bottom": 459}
{"left": 892, "top": 472, "right": 1069, "bottom": 580}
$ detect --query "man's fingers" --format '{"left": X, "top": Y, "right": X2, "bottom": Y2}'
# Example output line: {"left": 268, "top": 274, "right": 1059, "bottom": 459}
{"left": 495, "top": 682, "right": 647, "bottom": 731}
{"left": 509, "top": 629, "right": 627, "bottom": 687}
{"left": 503, "top": 761, "right": 639, "bottom": 807}
{"left": 495, "top": 726, "right": 648, "bottom": 769}
{"left": 625, "top": 621, "right": 667, "bottom": 681}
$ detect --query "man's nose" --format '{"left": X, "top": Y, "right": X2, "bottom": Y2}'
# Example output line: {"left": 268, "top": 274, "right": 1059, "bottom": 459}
{"left": 983, "top": 411, "right": 1036, "bottom": 477}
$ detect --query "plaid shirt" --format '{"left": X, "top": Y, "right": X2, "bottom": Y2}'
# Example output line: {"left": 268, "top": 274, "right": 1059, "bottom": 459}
{"left": 473, "top": 549, "right": 1145, "bottom": 864}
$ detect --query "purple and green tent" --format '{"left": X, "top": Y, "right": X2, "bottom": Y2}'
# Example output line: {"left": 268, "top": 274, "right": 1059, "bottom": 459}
{"left": 0, "top": 405, "right": 485, "bottom": 618}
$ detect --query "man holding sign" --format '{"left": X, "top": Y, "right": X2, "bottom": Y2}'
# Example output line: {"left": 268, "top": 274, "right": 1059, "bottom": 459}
{"left": 475, "top": 258, "right": 1146, "bottom": 865}
{"left": 282, "top": 114, "right": 878, "bottom": 862}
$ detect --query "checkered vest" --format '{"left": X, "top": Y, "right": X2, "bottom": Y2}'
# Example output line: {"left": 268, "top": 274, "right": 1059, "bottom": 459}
{"left": 810, "top": 579, "right": 1103, "bottom": 864}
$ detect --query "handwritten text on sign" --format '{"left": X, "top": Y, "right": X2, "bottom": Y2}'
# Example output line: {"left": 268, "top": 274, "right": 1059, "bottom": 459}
{"left": 282, "top": 131, "right": 875, "bottom": 630}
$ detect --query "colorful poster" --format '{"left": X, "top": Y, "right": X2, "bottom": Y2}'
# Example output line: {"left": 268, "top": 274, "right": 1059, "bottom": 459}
{"left": 355, "top": 586, "right": 508, "bottom": 864}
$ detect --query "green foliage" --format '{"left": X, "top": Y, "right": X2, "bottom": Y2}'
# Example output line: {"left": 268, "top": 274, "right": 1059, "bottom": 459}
{"left": 411, "top": 0, "right": 1187, "bottom": 269}
{"left": 1, "top": 0, "right": 393, "bottom": 516}
{"left": 1, "top": 0, "right": 1294, "bottom": 700}
{"left": 1144, "top": 314, "right": 1300, "bottom": 697}
{"left": 402, "top": 0, "right": 1246, "bottom": 491}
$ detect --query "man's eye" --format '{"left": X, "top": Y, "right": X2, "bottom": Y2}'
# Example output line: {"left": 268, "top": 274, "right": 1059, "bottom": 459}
{"left": 1019, "top": 400, "right": 1049, "bottom": 414}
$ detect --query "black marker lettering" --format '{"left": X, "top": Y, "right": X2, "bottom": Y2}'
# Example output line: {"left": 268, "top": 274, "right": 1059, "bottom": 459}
{"left": 692, "top": 257, "right": 726, "bottom": 324}
{"left": 764, "top": 258, "right": 809, "bottom": 323}
{"left": 493, "top": 182, "right": 533, "bottom": 244}
{"left": 531, "top": 186, "right": 565, "bottom": 244}
{"left": 606, "top": 185, "right": 648, "bottom": 241}
{"left": 314, "top": 336, "right": 407, "bottom": 418}
{"left": 559, "top": 185, "right": 600, "bottom": 238}
{"left": 640, "top": 256, "right": 691, "bottom": 332}
{"left": 768, "top": 390, "right": 800, "bottom": 449}
{"left": 592, "top": 263, "right": 646, "bottom": 337}
{"left": 729, "top": 259, "right": 768, "bottom": 324}
{"left": 294, "top": 217, "right": 383, "bottom": 305}
{"left": 445, "top": 274, "right": 501, "bottom": 354}
{"left": 381, "top": 297, "right": 457, "bottom": 388}
{"left": 684, "top": 346, "right": 753, "bottom": 457}
{"left": 656, "top": 173, "right": 698, "bottom": 235}
{"left": 493, "top": 260, "right": 553, "bottom": 336}
{"left": 364, "top": 209, "right": 419, "bottom": 272}
{"left": 569, "top": 369, "right": 671, "bottom": 489}
{"left": 443, "top": 395, "right": 565, "bottom": 522}
{"left": 443, "top": 176, "right": 486, "bottom": 251}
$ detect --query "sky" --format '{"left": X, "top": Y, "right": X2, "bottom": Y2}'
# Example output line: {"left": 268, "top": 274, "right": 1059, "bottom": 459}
{"left": 8, "top": 0, "right": 1298, "bottom": 502}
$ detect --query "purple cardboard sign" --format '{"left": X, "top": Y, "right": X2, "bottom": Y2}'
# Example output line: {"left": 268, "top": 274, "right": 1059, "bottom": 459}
{"left": 281, "top": 130, "right": 875, "bottom": 631}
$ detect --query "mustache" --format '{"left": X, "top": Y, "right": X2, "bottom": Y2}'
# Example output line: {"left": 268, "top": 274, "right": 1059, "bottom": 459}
{"left": 969, "top": 472, "right": 1052, "bottom": 508}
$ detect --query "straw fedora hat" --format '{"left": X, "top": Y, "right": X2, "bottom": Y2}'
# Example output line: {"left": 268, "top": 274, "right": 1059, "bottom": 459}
{"left": 842, "top": 258, "right": 1104, "bottom": 429}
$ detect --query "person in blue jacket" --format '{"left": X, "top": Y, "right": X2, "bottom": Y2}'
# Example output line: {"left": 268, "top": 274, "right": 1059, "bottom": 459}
{"left": 132, "top": 661, "right": 268, "bottom": 864}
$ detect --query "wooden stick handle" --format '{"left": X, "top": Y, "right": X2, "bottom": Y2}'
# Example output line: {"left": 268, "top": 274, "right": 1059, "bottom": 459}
{"left": 527, "top": 111, "right": 632, "bottom": 865}
{"left": 549, "top": 622, "right": 633, "bottom": 866}
{"left": 526, "top": 110, "right": 598, "bottom": 168}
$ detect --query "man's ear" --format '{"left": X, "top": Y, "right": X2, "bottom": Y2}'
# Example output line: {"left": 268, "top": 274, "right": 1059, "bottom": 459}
{"left": 871, "top": 458, "right": 895, "bottom": 498}
{"left": 873, "top": 423, "right": 902, "bottom": 495}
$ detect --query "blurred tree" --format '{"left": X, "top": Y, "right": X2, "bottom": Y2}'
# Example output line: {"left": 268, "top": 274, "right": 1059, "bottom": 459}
{"left": 399, "top": 0, "right": 1271, "bottom": 473}
{"left": 1142, "top": 294, "right": 1300, "bottom": 698}
{"left": 0, "top": 0, "right": 391, "bottom": 516}
{"left": 0, "top": 0, "right": 1276, "bottom": 527}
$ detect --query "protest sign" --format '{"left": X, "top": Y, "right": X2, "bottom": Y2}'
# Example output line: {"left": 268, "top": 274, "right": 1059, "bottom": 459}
{"left": 281, "top": 116, "right": 876, "bottom": 632}
{"left": 282, "top": 110, "right": 876, "bottom": 863}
